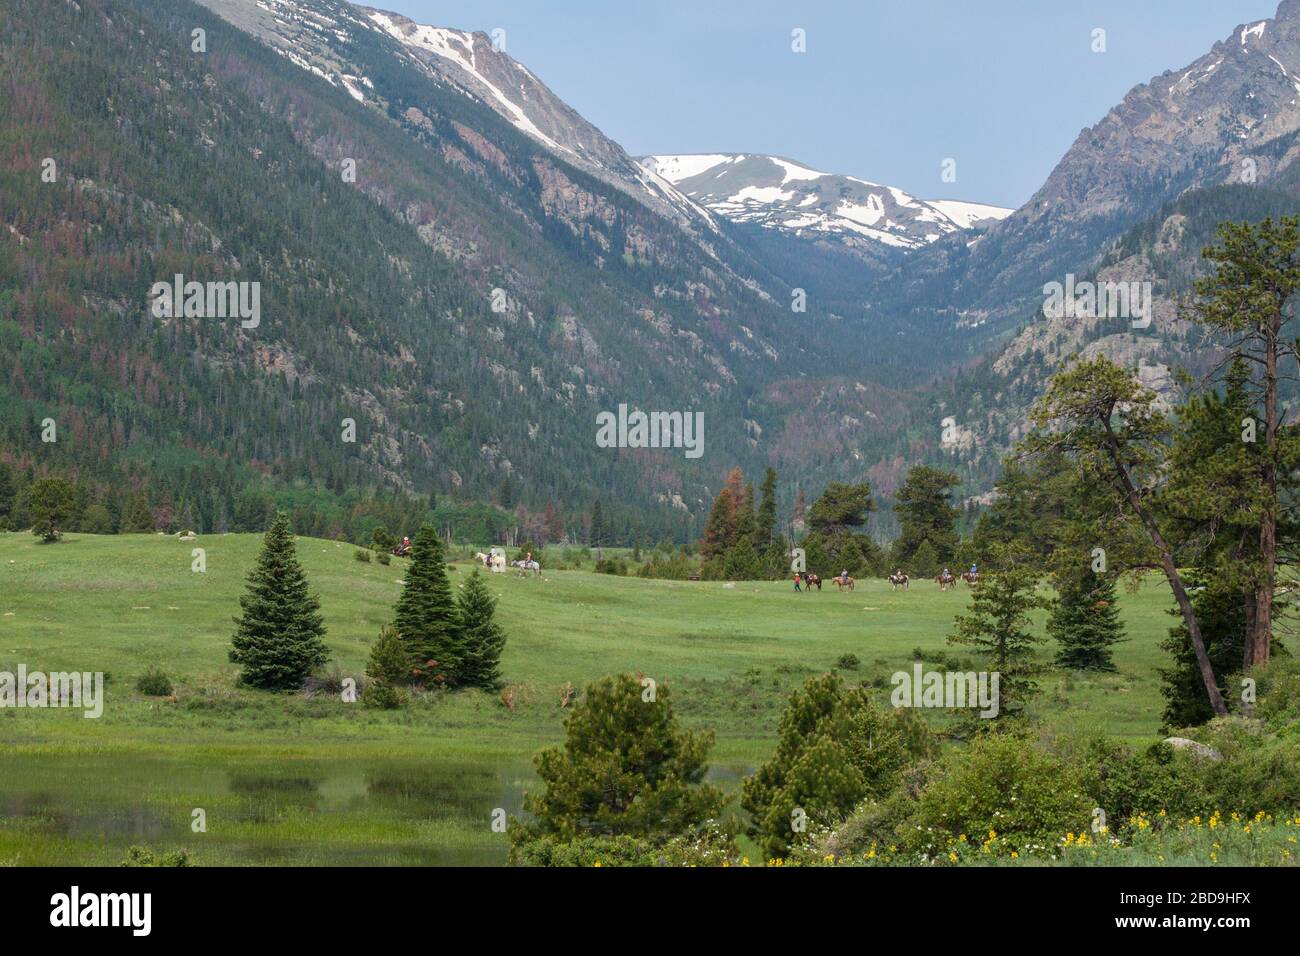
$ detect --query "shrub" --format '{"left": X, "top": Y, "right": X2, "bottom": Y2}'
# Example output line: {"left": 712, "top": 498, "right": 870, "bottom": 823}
{"left": 835, "top": 653, "right": 860, "bottom": 671}
{"left": 354, "top": 549, "right": 371, "bottom": 562}
{"left": 904, "top": 733, "right": 1091, "bottom": 856}
{"left": 594, "top": 557, "right": 628, "bottom": 575}
{"left": 742, "top": 673, "right": 931, "bottom": 858}
{"left": 120, "top": 846, "right": 190, "bottom": 867}
{"left": 512, "top": 673, "right": 724, "bottom": 846}
{"left": 361, "top": 681, "right": 406, "bottom": 710}
{"left": 303, "top": 666, "right": 351, "bottom": 697}
{"left": 376, "top": 551, "right": 391, "bottom": 565}
{"left": 510, "top": 822, "right": 736, "bottom": 867}
{"left": 135, "top": 667, "right": 173, "bottom": 697}
{"left": 365, "top": 626, "right": 408, "bottom": 686}
{"left": 1079, "top": 736, "right": 1208, "bottom": 823}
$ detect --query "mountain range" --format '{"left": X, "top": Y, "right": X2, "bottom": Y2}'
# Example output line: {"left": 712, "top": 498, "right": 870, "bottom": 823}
{"left": 5, "top": 0, "right": 1300, "bottom": 542}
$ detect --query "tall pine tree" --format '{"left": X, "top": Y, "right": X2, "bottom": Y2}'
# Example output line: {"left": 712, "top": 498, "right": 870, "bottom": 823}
{"left": 229, "top": 513, "right": 329, "bottom": 690}
{"left": 457, "top": 569, "right": 507, "bottom": 690}
{"left": 393, "top": 525, "right": 461, "bottom": 685}
{"left": 1048, "top": 570, "right": 1124, "bottom": 671}
{"left": 948, "top": 552, "right": 1049, "bottom": 722}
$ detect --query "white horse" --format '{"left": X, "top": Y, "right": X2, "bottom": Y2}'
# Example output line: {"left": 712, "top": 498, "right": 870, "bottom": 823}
{"left": 474, "top": 551, "right": 490, "bottom": 567}
{"left": 490, "top": 552, "right": 507, "bottom": 573}
{"left": 512, "top": 559, "right": 541, "bottom": 576}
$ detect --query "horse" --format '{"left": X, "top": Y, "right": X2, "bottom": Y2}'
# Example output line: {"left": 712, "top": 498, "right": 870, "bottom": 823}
{"left": 512, "top": 559, "right": 541, "bottom": 576}
{"left": 936, "top": 570, "right": 956, "bottom": 591}
{"left": 888, "top": 571, "right": 909, "bottom": 591}
{"left": 835, "top": 573, "right": 855, "bottom": 592}
{"left": 962, "top": 570, "right": 979, "bottom": 586}
{"left": 474, "top": 551, "right": 490, "bottom": 567}
{"left": 806, "top": 572, "right": 822, "bottom": 591}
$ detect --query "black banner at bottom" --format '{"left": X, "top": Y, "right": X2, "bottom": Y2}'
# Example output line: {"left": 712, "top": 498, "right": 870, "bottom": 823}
{"left": 0, "top": 865, "right": 1282, "bottom": 940}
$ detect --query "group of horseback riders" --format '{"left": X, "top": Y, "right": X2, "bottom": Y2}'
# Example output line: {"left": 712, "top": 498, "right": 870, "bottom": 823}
{"left": 795, "top": 563, "right": 978, "bottom": 593}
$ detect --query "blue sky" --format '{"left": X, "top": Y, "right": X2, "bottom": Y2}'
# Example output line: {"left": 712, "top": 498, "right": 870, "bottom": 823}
{"left": 384, "top": 0, "right": 1279, "bottom": 209}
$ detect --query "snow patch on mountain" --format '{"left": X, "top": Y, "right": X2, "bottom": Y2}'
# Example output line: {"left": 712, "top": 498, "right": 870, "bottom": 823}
{"left": 643, "top": 153, "right": 1013, "bottom": 250}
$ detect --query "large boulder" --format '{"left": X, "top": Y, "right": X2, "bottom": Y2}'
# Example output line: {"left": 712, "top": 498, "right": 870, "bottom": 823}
{"left": 1162, "top": 737, "right": 1223, "bottom": 761}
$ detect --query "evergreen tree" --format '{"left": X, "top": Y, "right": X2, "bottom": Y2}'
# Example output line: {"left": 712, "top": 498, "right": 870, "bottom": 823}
{"left": 120, "top": 494, "right": 155, "bottom": 533}
{"left": 802, "top": 482, "right": 878, "bottom": 575}
{"left": 0, "top": 462, "right": 16, "bottom": 531}
{"left": 1188, "top": 218, "right": 1300, "bottom": 666}
{"left": 1026, "top": 355, "right": 1228, "bottom": 717}
{"left": 393, "top": 525, "right": 461, "bottom": 684}
{"left": 699, "top": 487, "right": 736, "bottom": 560}
{"left": 457, "top": 569, "right": 507, "bottom": 690}
{"left": 893, "top": 465, "right": 961, "bottom": 566}
{"left": 514, "top": 673, "right": 723, "bottom": 844}
{"left": 722, "top": 536, "right": 762, "bottom": 580}
{"left": 756, "top": 466, "right": 778, "bottom": 549}
{"left": 589, "top": 501, "right": 608, "bottom": 548}
{"left": 362, "top": 625, "right": 409, "bottom": 709}
{"left": 229, "top": 513, "right": 329, "bottom": 690}
{"left": 948, "top": 552, "right": 1049, "bottom": 722}
{"left": 734, "top": 481, "right": 757, "bottom": 544}
{"left": 1158, "top": 578, "right": 1249, "bottom": 729}
{"left": 741, "top": 673, "right": 929, "bottom": 858}
{"left": 1048, "top": 570, "right": 1124, "bottom": 671}
{"left": 910, "top": 539, "right": 940, "bottom": 577}
{"left": 365, "top": 625, "right": 409, "bottom": 686}
{"left": 26, "top": 477, "right": 78, "bottom": 542}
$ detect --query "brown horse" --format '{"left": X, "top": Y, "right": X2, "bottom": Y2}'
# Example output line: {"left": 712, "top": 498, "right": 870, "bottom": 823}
{"left": 835, "top": 573, "right": 855, "bottom": 592}
{"left": 962, "top": 570, "right": 979, "bottom": 586}
{"left": 888, "top": 571, "right": 909, "bottom": 591}
{"left": 936, "top": 570, "right": 956, "bottom": 591}
{"left": 806, "top": 573, "right": 822, "bottom": 591}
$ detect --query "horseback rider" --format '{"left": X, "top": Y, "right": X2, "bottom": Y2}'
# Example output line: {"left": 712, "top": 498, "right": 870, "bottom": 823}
{"left": 969, "top": 562, "right": 977, "bottom": 578}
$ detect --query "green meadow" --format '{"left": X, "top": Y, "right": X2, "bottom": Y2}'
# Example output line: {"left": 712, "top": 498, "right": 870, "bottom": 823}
{"left": 0, "top": 531, "right": 1255, "bottom": 865}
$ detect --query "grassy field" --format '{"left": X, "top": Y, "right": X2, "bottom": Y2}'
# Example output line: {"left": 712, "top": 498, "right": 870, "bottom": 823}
{"left": 0, "top": 530, "right": 1267, "bottom": 866}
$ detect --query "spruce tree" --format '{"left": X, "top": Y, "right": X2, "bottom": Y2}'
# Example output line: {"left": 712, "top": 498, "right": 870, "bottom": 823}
{"left": 909, "top": 539, "right": 940, "bottom": 577}
{"left": 365, "top": 625, "right": 409, "bottom": 685}
{"left": 1048, "top": 570, "right": 1124, "bottom": 671}
{"left": 699, "top": 488, "right": 736, "bottom": 560}
{"left": 393, "top": 525, "right": 461, "bottom": 685}
{"left": 756, "top": 467, "right": 778, "bottom": 550}
{"left": 948, "top": 555, "right": 1049, "bottom": 722}
{"left": 362, "top": 625, "right": 408, "bottom": 709}
{"left": 457, "top": 569, "right": 507, "bottom": 690}
{"left": 893, "top": 466, "right": 960, "bottom": 566}
{"left": 120, "top": 494, "right": 155, "bottom": 533}
{"left": 722, "top": 536, "right": 762, "bottom": 580}
{"left": 229, "top": 513, "right": 329, "bottom": 690}
{"left": 734, "top": 482, "right": 757, "bottom": 544}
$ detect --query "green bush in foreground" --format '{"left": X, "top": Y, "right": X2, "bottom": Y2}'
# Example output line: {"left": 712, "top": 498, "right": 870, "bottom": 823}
{"left": 511, "top": 822, "right": 736, "bottom": 867}
{"left": 511, "top": 673, "right": 724, "bottom": 852}
{"left": 742, "top": 672, "right": 931, "bottom": 858}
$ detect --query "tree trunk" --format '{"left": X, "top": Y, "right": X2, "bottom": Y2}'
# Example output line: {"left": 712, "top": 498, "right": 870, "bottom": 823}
{"left": 1102, "top": 423, "right": 1227, "bottom": 715}
{"left": 1250, "top": 316, "right": 1279, "bottom": 667}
